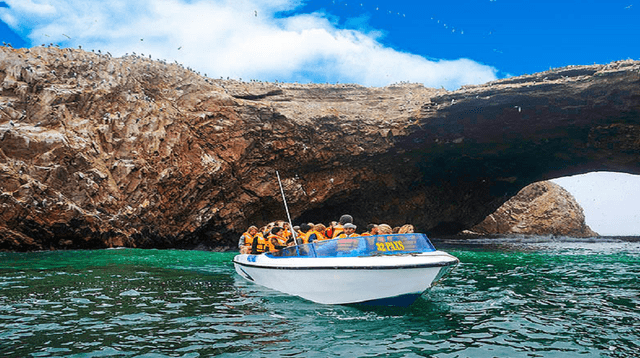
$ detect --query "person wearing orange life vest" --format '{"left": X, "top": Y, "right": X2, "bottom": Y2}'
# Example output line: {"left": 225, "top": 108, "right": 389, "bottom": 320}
{"left": 330, "top": 214, "right": 353, "bottom": 239}
{"left": 360, "top": 224, "right": 378, "bottom": 236}
{"left": 298, "top": 223, "right": 323, "bottom": 244}
{"left": 336, "top": 223, "right": 362, "bottom": 253}
{"left": 249, "top": 231, "right": 268, "bottom": 254}
{"left": 336, "top": 223, "right": 359, "bottom": 239}
{"left": 281, "top": 222, "right": 290, "bottom": 235}
{"left": 325, "top": 221, "right": 338, "bottom": 239}
{"left": 313, "top": 223, "right": 328, "bottom": 241}
{"left": 239, "top": 226, "right": 258, "bottom": 254}
{"left": 266, "top": 226, "right": 288, "bottom": 252}
{"left": 239, "top": 226, "right": 267, "bottom": 254}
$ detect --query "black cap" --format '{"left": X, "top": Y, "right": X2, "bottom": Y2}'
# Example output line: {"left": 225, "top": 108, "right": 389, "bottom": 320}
{"left": 339, "top": 214, "right": 353, "bottom": 225}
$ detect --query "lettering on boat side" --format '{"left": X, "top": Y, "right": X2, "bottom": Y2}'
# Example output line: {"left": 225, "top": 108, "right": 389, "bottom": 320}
{"left": 376, "top": 241, "right": 405, "bottom": 252}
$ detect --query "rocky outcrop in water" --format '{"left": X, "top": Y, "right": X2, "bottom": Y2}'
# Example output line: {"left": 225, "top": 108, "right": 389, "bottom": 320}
{"left": 1, "top": 46, "right": 639, "bottom": 251}
{"left": 468, "top": 181, "right": 598, "bottom": 237}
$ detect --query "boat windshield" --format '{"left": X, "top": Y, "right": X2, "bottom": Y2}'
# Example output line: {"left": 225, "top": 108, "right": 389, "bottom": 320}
{"left": 266, "top": 233, "right": 437, "bottom": 258}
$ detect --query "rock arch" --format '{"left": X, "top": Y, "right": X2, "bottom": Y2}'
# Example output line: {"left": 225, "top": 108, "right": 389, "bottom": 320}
{"left": 1, "top": 46, "right": 639, "bottom": 250}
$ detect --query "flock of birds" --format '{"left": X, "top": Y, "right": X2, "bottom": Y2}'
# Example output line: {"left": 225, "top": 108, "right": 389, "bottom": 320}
{"left": 326, "top": 0, "right": 470, "bottom": 36}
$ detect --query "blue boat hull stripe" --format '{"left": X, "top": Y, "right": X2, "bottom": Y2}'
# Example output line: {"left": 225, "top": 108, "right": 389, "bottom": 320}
{"left": 238, "top": 267, "right": 254, "bottom": 281}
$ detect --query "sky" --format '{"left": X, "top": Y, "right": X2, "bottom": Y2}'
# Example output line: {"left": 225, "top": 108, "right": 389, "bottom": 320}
{"left": 0, "top": 0, "right": 639, "bottom": 235}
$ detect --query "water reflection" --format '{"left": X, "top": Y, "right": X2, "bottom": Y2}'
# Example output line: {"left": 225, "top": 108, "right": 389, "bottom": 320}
{"left": 1, "top": 241, "right": 639, "bottom": 357}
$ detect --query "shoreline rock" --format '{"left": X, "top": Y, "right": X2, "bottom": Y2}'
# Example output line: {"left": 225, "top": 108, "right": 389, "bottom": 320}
{"left": 466, "top": 181, "right": 597, "bottom": 237}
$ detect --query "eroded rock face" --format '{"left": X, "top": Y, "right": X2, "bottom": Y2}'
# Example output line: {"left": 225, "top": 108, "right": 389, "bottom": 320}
{"left": 1, "top": 46, "right": 639, "bottom": 251}
{"left": 469, "top": 181, "right": 598, "bottom": 237}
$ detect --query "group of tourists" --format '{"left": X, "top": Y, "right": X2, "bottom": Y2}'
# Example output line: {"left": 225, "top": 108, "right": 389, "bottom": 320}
{"left": 238, "top": 214, "right": 415, "bottom": 254}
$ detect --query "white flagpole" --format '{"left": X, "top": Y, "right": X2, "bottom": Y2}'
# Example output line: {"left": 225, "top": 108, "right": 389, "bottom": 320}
{"left": 276, "top": 170, "right": 298, "bottom": 246}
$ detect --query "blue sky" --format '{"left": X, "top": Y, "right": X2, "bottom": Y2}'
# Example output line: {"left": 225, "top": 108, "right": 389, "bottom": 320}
{"left": 1, "top": 0, "right": 639, "bottom": 234}
{"left": 294, "top": 0, "right": 639, "bottom": 78}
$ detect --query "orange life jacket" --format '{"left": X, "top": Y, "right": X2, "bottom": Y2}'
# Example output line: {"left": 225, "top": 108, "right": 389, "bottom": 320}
{"left": 267, "top": 233, "right": 287, "bottom": 252}
{"left": 336, "top": 233, "right": 359, "bottom": 239}
{"left": 324, "top": 227, "right": 333, "bottom": 239}
{"left": 265, "top": 239, "right": 275, "bottom": 252}
{"left": 307, "top": 230, "right": 324, "bottom": 243}
{"left": 330, "top": 225, "right": 344, "bottom": 239}
{"left": 297, "top": 232, "right": 309, "bottom": 245}
{"left": 241, "top": 232, "right": 253, "bottom": 248}
{"left": 243, "top": 232, "right": 267, "bottom": 253}
{"left": 252, "top": 233, "right": 267, "bottom": 253}
{"left": 314, "top": 230, "right": 328, "bottom": 241}
{"left": 298, "top": 230, "right": 323, "bottom": 244}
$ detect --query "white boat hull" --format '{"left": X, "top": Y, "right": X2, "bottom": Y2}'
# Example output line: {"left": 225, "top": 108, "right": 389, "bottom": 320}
{"left": 233, "top": 250, "right": 458, "bottom": 305}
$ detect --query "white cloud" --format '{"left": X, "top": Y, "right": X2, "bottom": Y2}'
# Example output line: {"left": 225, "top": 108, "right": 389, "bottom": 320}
{"left": 1, "top": 0, "right": 497, "bottom": 88}
{"left": 4, "top": 0, "right": 56, "bottom": 16}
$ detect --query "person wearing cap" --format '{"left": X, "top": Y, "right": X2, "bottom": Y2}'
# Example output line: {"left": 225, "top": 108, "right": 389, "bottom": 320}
{"left": 330, "top": 214, "right": 354, "bottom": 239}
{"left": 336, "top": 223, "right": 359, "bottom": 238}
{"left": 336, "top": 223, "right": 362, "bottom": 253}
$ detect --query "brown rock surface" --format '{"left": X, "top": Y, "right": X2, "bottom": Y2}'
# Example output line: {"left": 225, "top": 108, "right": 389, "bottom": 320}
{"left": 1, "top": 46, "right": 639, "bottom": 251}
{"left": 469, "top": 181, "right": 598, "bottom": 237}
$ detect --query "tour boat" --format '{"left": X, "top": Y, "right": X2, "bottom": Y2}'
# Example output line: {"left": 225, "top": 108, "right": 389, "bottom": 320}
{"left": 233, "top": 233, "right": 459, "bottom": 306}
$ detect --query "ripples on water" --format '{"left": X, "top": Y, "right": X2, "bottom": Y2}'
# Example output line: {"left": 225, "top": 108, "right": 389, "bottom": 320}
{"left": 1, "top": 238, "right": 639, "bottom": 357}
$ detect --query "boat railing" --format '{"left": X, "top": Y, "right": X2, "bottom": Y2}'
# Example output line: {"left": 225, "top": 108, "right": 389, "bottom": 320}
{"left": 266, "top": 233, "right": 436, "bottom": 258}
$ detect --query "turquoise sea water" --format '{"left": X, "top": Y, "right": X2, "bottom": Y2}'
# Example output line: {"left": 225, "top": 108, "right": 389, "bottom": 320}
{"left": 1, "top": 238, "right": 639, "bottom": 357}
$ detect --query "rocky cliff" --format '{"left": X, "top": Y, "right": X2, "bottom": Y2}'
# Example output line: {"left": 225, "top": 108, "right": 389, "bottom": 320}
{"left": 469, "top": 181, "right": 598, "bottom": 237}
{"left": 1, "top": 46, "right": 639, "bottom": 251}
